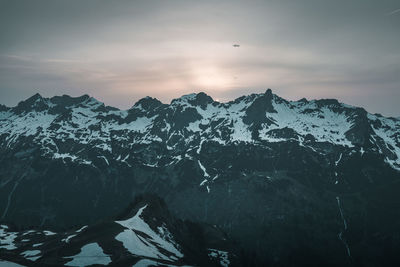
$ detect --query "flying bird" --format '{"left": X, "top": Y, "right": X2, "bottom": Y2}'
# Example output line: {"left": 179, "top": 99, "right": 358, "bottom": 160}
{"left": 233, "top": 44, "right": 240, "bottom": 47}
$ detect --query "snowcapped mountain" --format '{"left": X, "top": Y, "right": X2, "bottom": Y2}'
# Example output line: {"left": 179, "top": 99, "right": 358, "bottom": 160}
{"left": 1, "top": 89, "right": 400, "bottom": 266}
{"left": 0, "top": 89, "right": 399, "bottom": 170}
{"left": 1, "top": 195, "right": 236, "bottom": 267}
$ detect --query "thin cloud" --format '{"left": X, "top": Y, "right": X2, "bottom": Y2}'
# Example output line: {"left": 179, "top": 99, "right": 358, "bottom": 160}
{"left": 2, "top": 54, "right": 33, "bottom": 61}
{"left": 386, "top": 8, "right": 400, "bottom": 16}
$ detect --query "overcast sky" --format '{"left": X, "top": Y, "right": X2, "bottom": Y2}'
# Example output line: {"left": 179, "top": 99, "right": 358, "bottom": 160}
{"left": 0, "top": 0, "right": 399, "bottom": 116}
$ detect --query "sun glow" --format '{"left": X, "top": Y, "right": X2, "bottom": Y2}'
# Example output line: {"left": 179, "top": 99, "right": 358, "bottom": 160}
{"left": 192, "top": 65, "right": 233, "bottom": 90}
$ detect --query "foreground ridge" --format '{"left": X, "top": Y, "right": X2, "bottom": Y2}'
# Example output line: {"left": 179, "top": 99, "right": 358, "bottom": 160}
{"left": 0, "top": 195, "right": 237, "bottom": 266}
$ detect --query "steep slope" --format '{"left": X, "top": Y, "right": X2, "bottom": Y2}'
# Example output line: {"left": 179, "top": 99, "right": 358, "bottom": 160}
{"left": 0, "top": 195, "right": 237, "bottom": 266}
{"left": 0, "top": 90, "right": 400, "bottom": 266}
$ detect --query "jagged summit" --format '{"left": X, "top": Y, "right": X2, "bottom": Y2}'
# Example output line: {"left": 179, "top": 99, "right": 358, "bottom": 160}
{"left": 0, "top": 104, "right": 9, "bottom": 112}
{"left": 13, "top": 93, "right": 47, "bottom": 113}
{"left": 50, "top": 94, "right": 91, "bottom": 106}
{"left": 2, "top": 89, "right": 398, "bottom": 125}
{"left": 9, "top": 93, "right": 109, "bottom": 115}
{"left": 11, "top": 93, "right": 104, "bottom": 108}
{"left": 132, "top": 96, "right": 163, "bottom": 111}
{"left": 298, "top": 97, "right": 308, "bottom": 103}
{"left": 2, "top": 89, "right": 388, "bottom": 117}
{"left": 29, "top": 92, "right": 43, "bottom": 100}
{"left": 265, "top": 88, "right": 273, "bottom": 97}
{"left": 171, "top": 91, "right": 214, "bottom": 108}
{"left": 50, "top": 94, "right": 104, "bottom": 108}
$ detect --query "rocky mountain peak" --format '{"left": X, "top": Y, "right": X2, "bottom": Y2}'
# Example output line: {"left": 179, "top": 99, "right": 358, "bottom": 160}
{"left": 171, "top": 92, "right": 214, "bottom": 108}
{"left": 49, "top": 94, "right": 100, "bottom": 107}
{"left": 299, "top": 97, "right": 308, "bottom": 102}
{"left": 315, "top": 98, "right": 341, "bottom": 108}
{"left": 132, "top": 96, "right": 163, "bottom": 111}
{"left": 0, "top": 104, "right": 9, "bottom": 112}
{"left": 243, "top": 89, "right": 277, "bottom": 126}
{"left": 265, "top": 88, "right": 273, "bottom": 98}
{"left": 13, "top": 93, "right": 48, "bottom": 114}
{"left": 190, "top": 92, "right": 214, "bottom": 108}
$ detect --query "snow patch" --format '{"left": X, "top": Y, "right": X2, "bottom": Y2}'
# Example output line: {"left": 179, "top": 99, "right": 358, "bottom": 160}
{"left": 64, "top": 243, "right": 111, "bottom": 266}
{"left": 43, "top": 230, "right": 56, "bottom": 236}
{"left": 198, "top": 160, "right": 210, "bottom": 178}
{"left": 21, "top": 250, "right": 41, "bottom": 261}
{"left": 335, "top": 153, "right": 343, "bottom": 166}
{"left": 0, "top": 228, "right": 17, "bottom": 250}
{"left": 0, "top": 261, "right": 26, "bottom": 267}
{"left": 97, "top": 156, "right": 109, "bottom": 165}
{"left": 62, "top": 234, "right": 77, "bottom": 243}
{"left": 76, "top": 225, "right": 88, "bottom": 233}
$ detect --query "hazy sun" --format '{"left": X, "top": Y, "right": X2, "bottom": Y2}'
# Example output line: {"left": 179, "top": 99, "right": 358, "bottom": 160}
{"left": 192, "top": 65, "right": 231, "bottom": 90}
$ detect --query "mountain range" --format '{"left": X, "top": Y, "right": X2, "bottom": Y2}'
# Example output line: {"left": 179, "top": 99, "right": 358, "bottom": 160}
{"left": 1, "top": 89, "right": 400, "bottom": 266}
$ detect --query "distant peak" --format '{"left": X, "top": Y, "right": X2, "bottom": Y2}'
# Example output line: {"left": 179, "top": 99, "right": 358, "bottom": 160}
{"left": 172, "top": 92, "right": 214, "bottom": 108}
{"left": 193, "top": 92, "right": 214, "bottom": 106}
{"left": 25, "top": 93, "right": 44, "bottom": 103}
{"left": 315, "top": 98, "right": 340, "bottom": 107}
{"left": 14, "top": 93, "right": 47, "bottom": 113}
{"left": 0, "top": 104, "right": 9, "bottom": 112}
{"left": 49, "top": 94, "right": 102, "bottom": 107}
{"left": 132, "top": 96, "right": 163, "bottom": 110}
{"left": 32, "top": 92, "right": 43, "bottom": 99}
{"left": 173, "top": 93, "right": 197, "bottom": 102}
{"left": 84, "top": 96, "right": 102, "bottom": 105}
{"left": 76, "top": 94, "right": 91, "bottom": 103}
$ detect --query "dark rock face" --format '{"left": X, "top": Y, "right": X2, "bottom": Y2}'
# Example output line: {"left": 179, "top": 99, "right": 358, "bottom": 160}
{"left": 1, "top": 90, "right": 400, "bottom": 266}
{"left": 13, "top": 93, "right": 48, "bottom": 114}
{"left": 188, "top": 92, "right": 214, "bottom": 109}
{"left": 0, "top": 104, "right": 9, "bottom": 112}
{"left": 171, "top": 106, "right": 202, "bottom": 129}
{"left": 132, "top": 96, "right": 164, "bottom": 111}
{"left": 345, "top": 108, "right": 374, "bottom": 146}
{"left": 50, "top": 94, "right": 90, "bottom": 107}
{"left": 243, "top": 89, "right": 277, "bottom": 124}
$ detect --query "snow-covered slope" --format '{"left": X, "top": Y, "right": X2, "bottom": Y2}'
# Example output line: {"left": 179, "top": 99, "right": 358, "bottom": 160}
{"left": 115, "top": 204, "right": 183, "bottom": 261}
